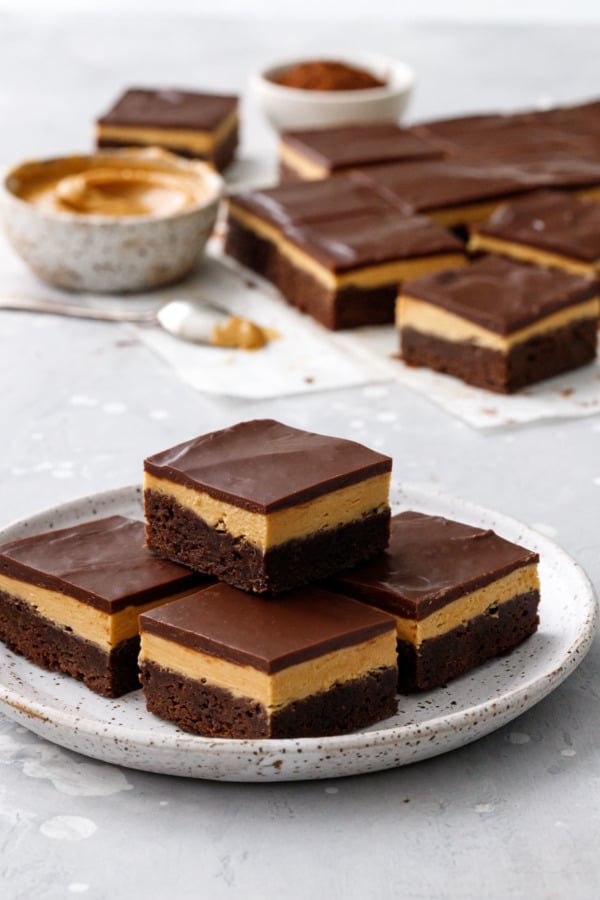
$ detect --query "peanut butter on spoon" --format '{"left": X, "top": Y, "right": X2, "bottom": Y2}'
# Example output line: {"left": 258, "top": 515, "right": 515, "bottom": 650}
{"left": 156, "top": 300, "right": 278, "bottom": 350}
{"left": 211, "top": 316, "right": 269, "bottom": 350}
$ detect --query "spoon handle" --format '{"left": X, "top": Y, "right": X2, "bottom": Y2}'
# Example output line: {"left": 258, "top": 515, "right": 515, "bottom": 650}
{"left": 0, "top": 295, "right": 158, "bottom": 323}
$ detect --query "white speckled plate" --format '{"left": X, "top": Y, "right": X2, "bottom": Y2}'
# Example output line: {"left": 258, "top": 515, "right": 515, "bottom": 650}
{"left": 0, "top": 484, "right": 596, "bottom": 781}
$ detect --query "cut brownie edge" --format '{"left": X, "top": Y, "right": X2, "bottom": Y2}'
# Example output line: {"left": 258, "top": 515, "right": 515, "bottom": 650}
{"left": 396, "top": 589, "right": 540, "bottom": 692}
{"left": 140, "top": 659, "right": 398, "bottom": 738}
{"left": 225, "top": 211, "right": 276, "bottom": 280}
{"left": 400, "top": 319, "right": 597, "bottom": 392}
{"left": 97, "top": 125, "right": 238, "bottom": 171}
{"left": 0, "top": 589, "right": 141, "bottom": 697}
{"left": 144, "top": 489, "right": 390, "bottom": 594}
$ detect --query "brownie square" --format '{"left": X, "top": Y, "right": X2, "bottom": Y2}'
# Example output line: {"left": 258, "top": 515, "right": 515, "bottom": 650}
{"left": 96, "top": 87, "right": 239, "bottom": 171}
{"left": 139, "top": 583, "right": 398, "bottom": 738}
{"left": 276, "top": 210, "right": 466, "bottom": 328}
{"left": 397, "top": 255, "right": 599, "bottom": 392}
{"left": 144, "top": 419, "right": 392, "bottom": 593}
{"left": 279, "top": 123, "right": 442, "bottom": 182}
{"left": 470, "top": 190, "right": 600, "bottom": 275}
{"left": 355, "top": 158, "right": 538, "bottom": 227}
{"left": 226, "top": 177, "right": 466, "bottom": 330}
{"left": 225, "top": 175, "right": 395, "bottom": 282}
{"left": 330, "top": 511, "right": 540, "bottom": 691}
{"left": 0, "top": 516, "right": 206, "bottom": 697}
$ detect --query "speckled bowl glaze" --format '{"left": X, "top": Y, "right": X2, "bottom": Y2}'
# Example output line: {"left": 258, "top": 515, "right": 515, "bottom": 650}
{"left": 0, "top": 148, "right": 223, "bottom": 293}
{"left": 0, "top": 483, "right": 595, "bottom": 782}
{"left": 252, "top": 52, "right": 415, "bottom": 132}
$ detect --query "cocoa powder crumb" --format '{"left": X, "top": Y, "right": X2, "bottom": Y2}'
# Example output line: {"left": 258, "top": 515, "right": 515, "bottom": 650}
{"left": 273, "top": 60, "right": 386, "bottom": 92}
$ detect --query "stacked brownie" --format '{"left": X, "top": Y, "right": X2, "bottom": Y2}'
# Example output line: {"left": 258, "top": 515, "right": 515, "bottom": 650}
{"left": 139, "top": 419, "right": 399, "bottom": 738}
{"left": 139, "top": 419, "right": 541, "bottom": 731}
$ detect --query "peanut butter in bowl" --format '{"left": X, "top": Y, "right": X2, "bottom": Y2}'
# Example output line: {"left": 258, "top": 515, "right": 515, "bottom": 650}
{"left": 1, "top": 147, "right": 223, "bottom": 292}
{"left": 7, "top": 148, "right": 215, "bottom": 219}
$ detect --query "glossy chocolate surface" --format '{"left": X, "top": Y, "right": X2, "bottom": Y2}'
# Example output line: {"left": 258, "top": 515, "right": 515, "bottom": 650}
{"left": 144, "top": 419, "right": 392, "bottom": 512}
{"left": 281, "top": 123, "right": 442, "bottom": 170}
{"left": 415, "top": 114, "right": 589, "bottom": 157}
{"left": 527, "top": 100, "right": 600, "bottom": 140}
{"left": 355, "top": 158, "right": 536, "bottom": 213}
{"left": 229, "top": 175, "right": 394, "bottom": 227}
{"left": 476, "top": 190, "right": 600, "bottom": 262}
{"left": 0, "top": 515, "right": 203, "bottom": 613}
{"left": 282, "top": 210, "right": 464, "bottom": 271}
{"left": 402, "top": 254, "right": 599, "bottom": 333}
{"left": 412, "top": 112, "right": 511, "bottom": 146}
{"left": 331, "top": 511, "right": 539, "bottom": 619}
{"left": 140, "top": 582, "right": 395, "bottom": 673}
{"left": 98, "top": 88, "right": 237, "bottom": 130}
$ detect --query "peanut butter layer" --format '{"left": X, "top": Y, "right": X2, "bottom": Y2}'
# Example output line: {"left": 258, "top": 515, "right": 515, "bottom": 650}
{"left": 96, "top": 109, "right": 238, "bottom": 156}
{"left": 399, "top": 255, "right": 599, "bottom": 334}
{"left": 396, "top": 295, "right": 599, "bottom": 351}
{"left": 228, "top": 205, "right": 466, "bottom": 290}
{"left": 469, "top": 190, "right": 600, "bottom": 271}
{"left": 331, "top": 511, "right": 540, "bottom": 619}
{"left": 0, "top": 515, "right": 203, "bottom": 612}
{"left": 390, "top": 564, "right": 539, "bottom": 645}
{"left": 469, "top": 233, "right": 600, "bottom": 276}
{"left": 144, "top": 420, "right": 392, "bottom": 513}
{"left": 0, "top": 571, "right": 196, "bottom": 652}
{"left": 279, "top": 143, "right": 329, "bottom": 179}
{"left": 144, "top": 470, "right": 390, "bottom": 552}
{"left": 140, "top": 630, "right": 394, "bottom": 712}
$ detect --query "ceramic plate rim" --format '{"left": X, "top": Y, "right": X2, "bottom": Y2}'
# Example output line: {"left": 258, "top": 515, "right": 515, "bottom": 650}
{"left": 0, "top": 483, "right": 596, "bottom": 776}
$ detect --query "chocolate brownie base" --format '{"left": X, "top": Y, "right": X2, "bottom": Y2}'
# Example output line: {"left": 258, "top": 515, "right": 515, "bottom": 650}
{"left": 97, "top": 124, "right": 238, "bottom": 171}
{"left": 140, "top": 660, "right": 398, "bottom": 738}
{"left": 396, "top": 590, "right": 540, "bottom": 692}
{"left": 400, "top": 319, "right": 597, "bottom": 393}
{"left": 224, "top": 213, "right": 276, "bottom": 280}
{"left": 225, "top": 214, "right": 399, "bottom": 328}
{"left": 276, "top": 253, "right": 397, "bottom": 330}
{"left": 0, "top": 589, "right": 140, "bottom": 697}
{"left": 144, "top": 489, "right": 391, "bottom": 594}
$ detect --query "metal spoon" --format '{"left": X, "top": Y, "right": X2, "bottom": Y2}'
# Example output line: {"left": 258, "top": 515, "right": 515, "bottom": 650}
{"left": 0, "top": 295, "right": 237, "bottom": 344}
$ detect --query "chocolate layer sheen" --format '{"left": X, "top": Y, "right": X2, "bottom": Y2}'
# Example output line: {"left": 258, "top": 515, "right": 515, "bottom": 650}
{"left": 144, "top": 419, "right": 392, "bottom": 512}
{"left": 98, "top": 88, "right": 237, "bottom": 130}
{"left": 0, "top": 515, "right": 202, "bottom": 613}
{"left": 355, "top": 158, "right": 537, "bottom": 213}
{"left": 230, "top": 175, "right": 395, "bottom": 228}
{"left": 281, "top": 124, "right": 442, "bottom": 171}
{"left": 281, "top": 211, "right": 464, "bottom": 272}
{"left": 475, "top": 190, "right": 600, "bottom": 262}
{"left": 402, "top": 255, "right": 599, "bottom": 334}
{"left": 331, "top": 511, "right": 539, "bottom": 619}
{"left": 140, "top": 582, "right": 395, "bottom": 674}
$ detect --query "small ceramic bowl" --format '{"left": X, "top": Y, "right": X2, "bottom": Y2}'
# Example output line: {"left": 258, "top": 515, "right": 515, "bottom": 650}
{"left": 0, "top": 148, "right": 223, "bottom": 293}
{"left": 251, "top": 52, "right": 415, "bottom": 132}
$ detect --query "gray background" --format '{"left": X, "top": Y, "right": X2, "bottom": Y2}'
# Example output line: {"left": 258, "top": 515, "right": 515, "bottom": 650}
{"left": 0, "top": 13, "right": 599, "bottom": 900}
